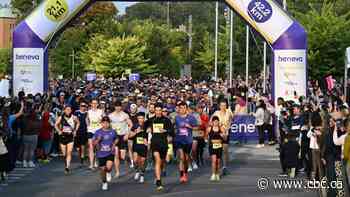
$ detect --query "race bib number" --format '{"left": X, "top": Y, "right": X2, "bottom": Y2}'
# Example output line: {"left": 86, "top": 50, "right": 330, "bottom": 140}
{"left": 112, "top": 123, "right": 122, "bottom": 134}
{"left": 179, "top": 128, "right": 188, "bottom": 136}
{"left": 62, "top": 126, "right": 72, "bottom": 133}
{"left": 153, "top": 124, "right": 164, "bottom": 133}
{"left": 212, "top": 143, "right": 222, "bottom": 149}
{"left": 136, "top": 137, "right": 144, "bottom": 145}
{"left": 292, "top": 125, "right": 301, "bottom": 130}
{"left": 100, "top": 144, "right": 111, "bottom": 152}
{"left": 91, "top": 121, "right": 99, "bottom": 129}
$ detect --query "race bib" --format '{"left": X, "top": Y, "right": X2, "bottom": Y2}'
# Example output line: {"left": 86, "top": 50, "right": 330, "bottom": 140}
{"left": 91, "top": 121, "right": 99, "bottom": 129}
{"left": 62, "top": 126, "right": 72, "bottom": 133}
{"left": 100, "top": 144, "right": 111, "bottom": 152}
{"left": 153, "top": 123, "right": 164, "bottom": 133}
{"left": 292, "top": 125, "right": 301, "bottom": 130}
{"left": 112, "top": 123, "right": 122, "bottom": 134}
{"left": 212, "top": 143, "right": 222, "bottom": 149}
{"left": 179, "top": 128, "right": 188, "bottom": 136}
{"left": 136, "top": 137, "right": 144, "bottom": 145}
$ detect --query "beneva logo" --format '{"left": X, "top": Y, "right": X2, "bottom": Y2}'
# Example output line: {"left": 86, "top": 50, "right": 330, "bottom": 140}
{"left": 16, "top": 54, "right": 40, "bottom": 61}
{"left": 277, "top": 56, "right": 303, "bottom": 63}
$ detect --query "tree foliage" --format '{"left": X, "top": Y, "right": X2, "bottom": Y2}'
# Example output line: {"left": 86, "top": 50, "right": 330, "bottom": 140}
{"left": 0, "top": 49, "right": 11, "bottom": 75}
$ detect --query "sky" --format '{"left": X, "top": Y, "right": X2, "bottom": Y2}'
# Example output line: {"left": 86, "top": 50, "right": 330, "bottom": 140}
{"left": 113, "top": 2, "right": 138, "bottom": 15}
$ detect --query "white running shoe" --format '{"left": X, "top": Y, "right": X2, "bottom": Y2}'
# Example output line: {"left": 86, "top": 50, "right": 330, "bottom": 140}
{"left": 188, "top": 165, "right": 193, "bottom": 172}
{"left": 106, "top": 172, "right": 112, "bottom": 182}
{"left": 28, "top": 161, "right": 36, "bottom": 168}
{"left": 139, "top": 176, "right": 144, "bottom": 183}
{"left": 102, "top": 182, "right": 108, "bottom": 191}
{"left": 215, "top": 174, "right": 220, "bottom": 181}
{"left": 193, "top": 162, "right": 199, "bottom": 170}
{"left": 94, "top": 161, "right": 98, "bottom": 168}
{"left": 134, "top": 172, "right": 140, "bottom": 180}
{"left": 130, "top": 161, "right": 134, "bottom": 169}
{"left": 16, "top": 160, "right": 22, "bottom": 165}
{"left": 23, "top": 160, "right": 28, "bottom": 168}
{"left": 210, "top": 174, "right": 216, "bottom": 181}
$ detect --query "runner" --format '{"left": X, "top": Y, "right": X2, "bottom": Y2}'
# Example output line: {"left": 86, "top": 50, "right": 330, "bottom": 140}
{"left": 147, "top": 103, "right": 174, "bottom": 191}
{"left": 207, "top": 116, "right": 226, "bottom": 181}
{"left": 74, "top": 100, "right": 89, "bottom": 165}
{"left": 129, "top": 112, "right": 148, "bottom": 183}
{"left": 93, "top": 116, "right": 118, "bottom": 191}
{"left": 54, "top": 105, "right": 80, "bottom": 174}
{"left": 109, "top": 101, "right": 133, "bottom": 178}
{"left": 175, "top": 102, "right": 198, "bottom": 183}
{"left": 128, "top": 103, "right": 139, "bottom": 169}
{"left": 212, "top": 99, "right": 233, "bottom": 175}
{"left": 87, "top": 99, "right": 104, "bottom": 170}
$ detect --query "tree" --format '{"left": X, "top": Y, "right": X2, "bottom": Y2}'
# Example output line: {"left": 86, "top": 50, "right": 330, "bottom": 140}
{"left": 0, "top": 49, "right": 11, "bottom": 75}
{"left": 295, "top": 2, "right": 350, "bottom": 78}
{"left": 88, "top": 35, "right": 156, "bottom": 76}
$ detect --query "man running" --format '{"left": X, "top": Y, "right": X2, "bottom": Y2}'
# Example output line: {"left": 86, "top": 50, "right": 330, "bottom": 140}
{"left": 175, "top": 102, "right": 198, "bottom": 183}
{"left": 87, "top": 99, "right": 104, "bottom": 170}
{"left": 74, "top": 101, "right": 89, "bottom": 165}
{"left": 129, "top": 112, "right": 148, "bottom": 183}
{"left": 93, "top": 116, "right": 118, "bottom": 191}
{"left": 147, "top": 103, "right": 174, "bottom": 191}
{"left": 109, "top": 101, "right": 133, "bottom": 178}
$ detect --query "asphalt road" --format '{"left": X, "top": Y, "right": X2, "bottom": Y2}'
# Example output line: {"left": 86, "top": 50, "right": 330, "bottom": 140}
{"left": 0, "top": 144, "right": 318, "bottom": 197}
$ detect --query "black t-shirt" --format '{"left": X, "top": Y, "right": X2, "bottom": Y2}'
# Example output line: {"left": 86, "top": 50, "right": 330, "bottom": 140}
{"left": 146, "top": 116, "right": 174, "bottom": 145}
{"left": 131, "top": 123, "right": 147, "bottom": 146}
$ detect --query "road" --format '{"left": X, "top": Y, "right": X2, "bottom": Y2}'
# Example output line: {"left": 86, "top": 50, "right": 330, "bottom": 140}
{"left": 0, "top": 144, "right": 318, "bottom": 197}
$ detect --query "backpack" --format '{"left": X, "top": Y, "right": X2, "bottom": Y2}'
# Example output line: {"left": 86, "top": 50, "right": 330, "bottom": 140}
{"left": 263, "top": 109, "right": 272, "bottom": 124}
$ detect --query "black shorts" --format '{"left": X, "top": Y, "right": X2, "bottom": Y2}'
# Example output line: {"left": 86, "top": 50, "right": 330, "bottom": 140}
{"left": 175, "top": 142, "right": 192, "bottom": 155}
{"left": 133, "top": 145, "right": 147, "bottom": 158}
{"left": 193, "top": 136, "right": 203, "bottom": 141}
{"left": 98, "top": 154, "right": 114, "bottom": 167}
{"left": 75, "top": 134, "right": 88, "bottom": 146}
{"left": 209, "top": 146, "right": 223, "bottom": 158}
{"left": 87, "top": 132, "right": 94, "bottom": 139}
{"left": 59, "top": 133, "right": 74, "bottom": 145}
{"left": 151, "top": 143, "right": 168, "bottom": 160}
{"left": 117, "top": 135, "right": 128, "bottom": 150}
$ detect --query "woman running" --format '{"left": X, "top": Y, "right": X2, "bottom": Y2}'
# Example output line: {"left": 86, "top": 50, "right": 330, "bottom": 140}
{"left": 93, "top": 116, "right": 118, "bottom": 191}
{"left": 55, "top": 105, "right": 80, "bottom": 174}
{"left": 207, "top": 116, "right": 226, "bottom": 181}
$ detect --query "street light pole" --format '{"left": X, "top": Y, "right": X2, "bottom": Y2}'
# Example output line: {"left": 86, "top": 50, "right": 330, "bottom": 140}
{"left": 245, "top": 25, "right": 249, "bottom": 89}
{"left": 214, "top": 1, "right": 218, "bottom": 81}
{"left": 229, "top": 10, "right": 233, "bottom": 89}
{"left": 70, "top": 49, "right": 75, "bottom": 79}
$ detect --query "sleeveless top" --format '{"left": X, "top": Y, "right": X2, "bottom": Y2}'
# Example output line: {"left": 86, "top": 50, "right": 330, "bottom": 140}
{"left": 209, "top": 126, "right": 224, "bottom": 149}
{"left": 61, "top": 115, "right": 75, "bottom": 134}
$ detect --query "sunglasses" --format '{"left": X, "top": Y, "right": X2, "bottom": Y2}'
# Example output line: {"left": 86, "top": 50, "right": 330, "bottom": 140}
{"left": 81, "top": 105, "right": 88, "bottom": 107}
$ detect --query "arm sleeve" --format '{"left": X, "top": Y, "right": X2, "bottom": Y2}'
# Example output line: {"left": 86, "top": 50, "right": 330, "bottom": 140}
{"left": 333, "top": 129, "right": 345, "bottom": 146}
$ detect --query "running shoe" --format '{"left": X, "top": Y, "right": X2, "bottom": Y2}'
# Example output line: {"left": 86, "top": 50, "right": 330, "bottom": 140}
{"left": 102, "top": 182, "right": 108, "bottom": 191}
{"left": 215, "top": 174, "right": 220, "bottom": 181}
{"left": 188, "top": 165, "right": 193, "bottom": 172}
{"left": 134, "top": 172, "right": 140, "bottom": 180}
{"left": 139, "top": 176, "right": 144, "bottom": 183}
{"left": 183, "top": 173, "right": 189, "bottom": 183}
{"left": 28, "top": 161, "right": 36, "bottom": 168}
{"left": 210, "top": 174, "right": 216, "bottom": 181}
{"left": 180, "top": 175, "right": 186, "bottom": 183}
{"left": 156, "top": 185, "right": 164, "bottom": 191}
{"left": 23, "top": 160, "right": 28, "bottom": 168}
{"left": 106, "top": 172, "right": 112, "bottom": 182}
{"left": 193, "top": 162, "right": 199, "bottom": 170}
{"left": 64, "top": 168, "right": 70, "bottom": 175}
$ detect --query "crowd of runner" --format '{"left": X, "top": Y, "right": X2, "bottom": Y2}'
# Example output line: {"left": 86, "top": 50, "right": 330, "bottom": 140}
{"left": 0, "top": 76, "right": 349, "bottom": 196}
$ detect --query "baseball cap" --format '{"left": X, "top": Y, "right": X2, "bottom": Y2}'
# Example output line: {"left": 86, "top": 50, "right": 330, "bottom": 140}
{"left": 130, "top": 103, "right": 137, "bottom": 109}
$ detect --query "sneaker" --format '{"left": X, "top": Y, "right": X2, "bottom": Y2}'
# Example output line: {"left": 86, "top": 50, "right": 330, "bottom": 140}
{"left": 180, "top": 175, "right": 186, "bottom": 183}
{"left": 215, "top": 174, "right": 220, "bottom": 181}
{"left": 193, "top": 162, "right": 199, "bottom": 170}
{"left": 64, "top": 168, "right": 70, "bottom": 175}
{"left": 114, "top": 172, "right": 120, "bottom": 179}
{"left": 156, "top": 185, "right": 164, "bottom": 191}
{"left": 106, "top": 172, "right": 112, "bottom": 182}
{"left": 146, "top": 163, "right": 153, "bottom": 171}
{"left": 278, "top": 172, "right": 288, "bottom": 177}
{"left": 134, "top": 172, "right": 140, "bottom": 180}
{"left": 50, "top": 153, "right": 58, "bottom": 157}
{"left": 298, "top": 168, "right": 305, "bottom": 173}
{"left": 102, "top": 182, "right": 108, "bottom": 191}
{"left": 188, "top": 165, "right": 193, "bottom": 172}
{"left": 130, "top": 161, "right": 134, "bottom": 169}
{"left": 183, "top": 173, "right": 188, "bottom": 183}
{"left": 94, "top": 162, "right": 98, "bottom": 168}
{"left": 16, "top": 160, "right": 23, "bottom": 165}
{"left": 210, "top": 174, "right": 216, "bottom": 181}
{"left": 28, "top": 161, "right": 36, "bottom": 168}
{"left": 139, "top": 176, "right": 144, "bottom": 183}
{"left": 23, "top": 160, "right": 28, "bottom": 168}
{"left": 222, "top": 167, "right": 230, "bottom": 176}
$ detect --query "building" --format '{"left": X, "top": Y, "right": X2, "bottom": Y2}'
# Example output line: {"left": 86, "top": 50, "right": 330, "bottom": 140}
{"left": 0, "top": 0, "right": 16, "bottom": 49}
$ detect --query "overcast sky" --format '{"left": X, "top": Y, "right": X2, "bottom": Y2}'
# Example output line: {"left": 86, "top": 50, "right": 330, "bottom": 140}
{"left": 114, "top": 2, "right": 137, "bottom": 15}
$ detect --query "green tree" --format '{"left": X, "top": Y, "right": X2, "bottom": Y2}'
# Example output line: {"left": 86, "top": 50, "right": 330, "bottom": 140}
{"left": 90, "top": 36, "right": 156, "bottom": 76}
{"left": 295, "top": 2, "right": 350, "bottom": 78}
{"left": 0, "top": 49, "right": 11, "bottom": 75}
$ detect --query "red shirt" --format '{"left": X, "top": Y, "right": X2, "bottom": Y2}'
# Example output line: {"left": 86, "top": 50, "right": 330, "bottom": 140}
{"left": 39, "top": 112, "right": 52, "bottom": 140}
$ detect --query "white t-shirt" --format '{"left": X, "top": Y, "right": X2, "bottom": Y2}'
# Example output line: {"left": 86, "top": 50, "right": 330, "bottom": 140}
{"left": 88, "top": 109, "right": 103, "bottom": 134}
{"left": 109, "top": 111, "right": 130, "bottom": 136}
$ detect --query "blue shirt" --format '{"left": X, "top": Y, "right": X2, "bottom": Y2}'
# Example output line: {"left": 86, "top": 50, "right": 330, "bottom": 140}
{"left": 93, "top": 129, "right": 117, "bottom": 158}
{"left": 175, "top": 114, "right": 197, "bottom": 144}
{"left": 8, "top": 114, "right": 17, "bottom": 137}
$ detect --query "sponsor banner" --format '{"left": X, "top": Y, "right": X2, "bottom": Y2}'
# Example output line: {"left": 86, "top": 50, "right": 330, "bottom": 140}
{"left": 13, "top": 48, "right": 44, "bottom": 95}
{"left": 274, "top": 49, "right": 307, "bottom": 105}
{"left": 25, "top": 0, "right": 90, "bottom": 42}
{"left": 0, "top": 79, "right": 10, "bottom": 97}
{"left": 230, "top": 115, "right": 260, "bottom": 141}
{"left": 129, "top": 73, "right": 140, "bottom": 81}
{"left": 86, "top": 72, "right": 96, "bottom": 81}
{"left": 225, "top": 0, "right": 293, "bottom": 44}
